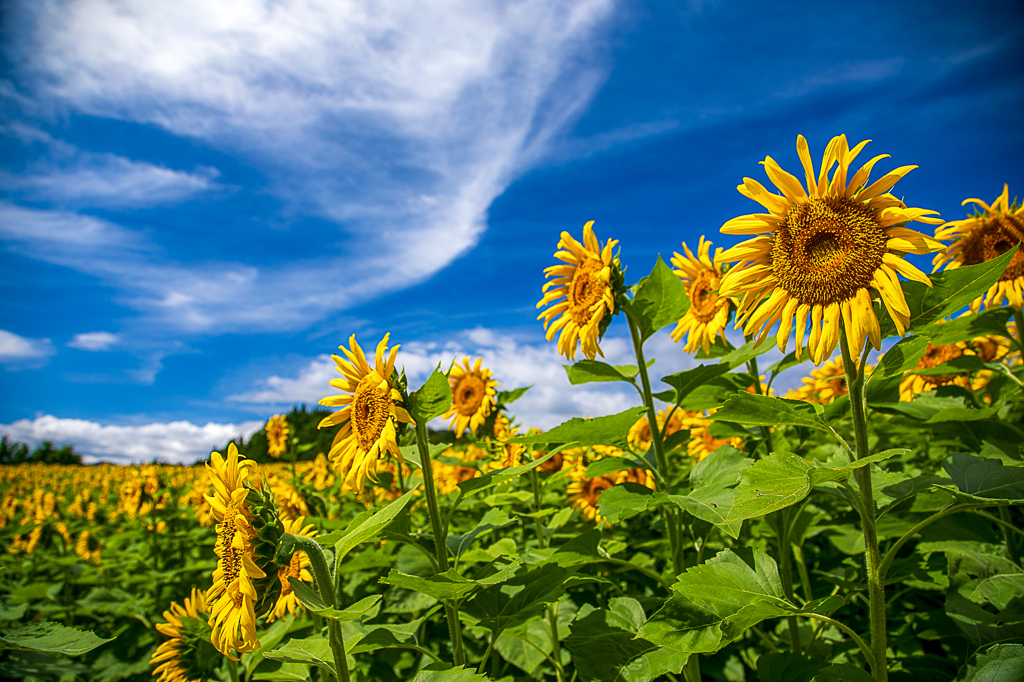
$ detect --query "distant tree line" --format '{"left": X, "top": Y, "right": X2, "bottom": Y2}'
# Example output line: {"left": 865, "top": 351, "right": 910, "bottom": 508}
{"left": 0, "top": 436, "right": 82, "bottom": 465}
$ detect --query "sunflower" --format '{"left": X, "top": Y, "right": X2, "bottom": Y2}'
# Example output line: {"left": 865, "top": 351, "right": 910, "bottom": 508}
{"left": 434, "top": 445, "right": 485, "bottom": 495}
{"left": 318, "top": 334, "right": 414, "bottom": 493}
{"left": 443, "top": 357, "right": 499, "bottom": 437}
{"left": 74, "top": 530, "right": 101, "bottom": 565}
{"left": 151, "top": 588, "right": 221, "bottom": 682}
{"left": 719, "top": 134, "right": 944, "bottom": 365}
{"left": 785, "top": 356, "right": 850, "bottom": 404}
{"left": 687, "top": 420, "right": 744, "bottom": 462}
{"left": 485, "top": 414, "right": 526, "bottom": 471}
{"left": 932, "top": 184, "right": 1024, "bottom": 310}
{"left": 302, "top": 453, "right": 335, "bottom": 491}
{"left": 627, "top": 408, "right": 694, "bottom": 453}
{"left": 567, "top": 475, "right": 617, "bottom": 522}
{"left": 204, "top": 443, "right": 265, "bottom": 658}
{"left": 537, "top": 221, "right": 620, "bottom": 361}
{"left": 896, "top": 333, "right": 1012, "bottom": 402}
{"left": 670, "top": 236, "right": 733, "bottom": 353}
{"left": 266, "top": 517, "right": 317, "bottom": 623}
{"left": 265, "top": 415, "right": 290, "bottom": 459}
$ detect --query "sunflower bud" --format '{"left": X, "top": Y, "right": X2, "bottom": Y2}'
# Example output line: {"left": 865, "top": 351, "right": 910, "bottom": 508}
{"left": 245, "top": 480, "right": 285, "bottom": 618}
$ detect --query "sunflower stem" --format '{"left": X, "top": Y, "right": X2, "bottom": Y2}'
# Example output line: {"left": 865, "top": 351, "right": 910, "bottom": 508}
{"left": 1013, "top": 309, "right": 1024, "bottom": 356}
{"left": 838, "top": 321, "right": 886, "bottom": 682}
{"left": 627, "top": 314, "right": 684, "bottom": 575}
{"left": 282, "top": 534, "right": 351, "bottom": 682}
{"left": 414, "top": 418, "right": 466, "bottom": 667}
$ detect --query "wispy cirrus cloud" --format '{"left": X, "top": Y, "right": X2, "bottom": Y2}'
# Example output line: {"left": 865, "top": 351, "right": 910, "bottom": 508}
{"left": 4, "top": 0, "right": 616, "bottom": 336}
{"left": 0, "top": 329, "right": 56, "bottom": 368}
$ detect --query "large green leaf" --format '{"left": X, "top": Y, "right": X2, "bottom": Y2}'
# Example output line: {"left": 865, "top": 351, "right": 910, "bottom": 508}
{"left": 956, "top": 644, "right": 1024, "bottom": 682}
{"left": 627, "top": 255, "right": 691, "bottom": 341}
{"left": 945, "top": 547, "right": 1024, "bottom": 646}
{"left": 509, "top": 407, "right": 646, "bottom": 449}
{"left": 0, "top": 622, "right": 112, "bottom": 655}
{"left": 638, "top": 549, "right": 841, "bottom": 657}
{"left": 710, "top": 393, "right": 829, "bottom": 432}
{"left": 465, "top": 564, "right": 570, "bottom": 632}
{"left": 406, "top": 365, "right": 453, "bottom": 424}
{"left": 939, "top": 453, "right": 1024, "bottom": 503}
{"left": 756, "top": 653, "right": 827, "bottom": 682}
{"left": 809, "top": 665, "right": 877, "bottom": 682}
{"left": 456, "top": 448, "right": 564, "bottom": 496}
{"left": 869, "top": 335, "right": 929, "bottom": 383}
{"left": 262, "top": 637, "right": 336, "bottom": 676}
{"left": 334, "top": 487, "right": 420, "bottom": 562}
{"left": 380, "top": 561, "right": 520, "bottom": 604}
{"left": 727, "top": 450, "right": 906, "bottom": 522}
{"left": 496, "top": 386, "right": 531, "bottom": 405}
{"left": 445, "top": 508, "right": 515, "bottom": 559}
{"left": 660, "top": 364, "right": 733, "bottom": 404}
{"left": 566, "top": 360, "right": 646, "bottom": 385}
{"left": 919, "top": 308, "right": 1015, "bottom": 346}
{"left": 876, "top": 245, "right": 1018, "bottom": 337}
{"left": 596, "top": 483, "right": 664, "bottom": 525}
{"left": 666, "top": 446, "right": 752, "bottom": 538}
{"left": 564, "top": 598, "right": 656, "bottom": 682}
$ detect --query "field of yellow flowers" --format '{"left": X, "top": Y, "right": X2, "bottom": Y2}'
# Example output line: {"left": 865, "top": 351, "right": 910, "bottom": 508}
{"left": 2, "top": 134, "right": 1023, "bottom": 682}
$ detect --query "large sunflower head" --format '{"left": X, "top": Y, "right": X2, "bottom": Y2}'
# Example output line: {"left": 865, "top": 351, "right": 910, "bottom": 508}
{"left": 443, "top": 357, "right": 499, "bottom": 437}
{"left": 318, "top": 334, "right": 414, "bottom": 493}
{"left": 151, "top": 588, "right": 221, "bottom": 682}
{"left": 266, "top": 517, "right": 316, "bottom": 624}
{"left": 265, "top": 415, "right": 290, "bottom": 459}
{"left": 719, "top": 134, "right": 944, "bottom": 365}
{"left": 670, "top": 236, "right": 733, "bottom": 353}
{"left": 933, "top": 184, "right": 1024, "bottom": 310}
{"left": 203, "top": 443, "right": 265, "bottom": 659}
{"left": 537, "top": 221, "right": 622, "bottom": 361}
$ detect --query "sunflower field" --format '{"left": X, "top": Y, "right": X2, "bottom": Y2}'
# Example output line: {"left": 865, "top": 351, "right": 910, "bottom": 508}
{"left": 2, "top": 134, "right": 1023, "bottom": 682}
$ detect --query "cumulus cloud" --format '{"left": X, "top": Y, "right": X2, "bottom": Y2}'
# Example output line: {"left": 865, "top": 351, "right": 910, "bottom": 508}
{"left": 0, "top": 415, "right": 263, "bottom": 465}
{"left": 67, "top": 331, "right": 120, "bottom": 351}
{"left": 4, "top": 0, "right": 615, "bottom": 334}
{"left": 0, "top": 329, "right": 56, "bottom": 368}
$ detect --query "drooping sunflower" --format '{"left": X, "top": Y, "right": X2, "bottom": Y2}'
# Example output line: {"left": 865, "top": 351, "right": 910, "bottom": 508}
{"left": 265, "top": 415, "right": 290, "bottom": 459}
{"left": 266, "top": 517, "right": 317, "bottom": 623}
{"left": 318, "top": 334, "right": 414, "bottom": 493}
{"left": 537, "top": 221, "right": 621, "bottom": 361}
{"left": 151, "top": 588, "right": 220, "bottom": 682}
{"left": 719, "top": 134, "right": 945, "bottom": 365}
{"left": 443, "top": 357, "right": 499, "bottom": 437}
{"left": 670, "top": 236, "right": 733, "bottom": 353}
{"left": 74, "top": 530, "right": 101, "bottom": 565}
{"left": 933, "top": 184, "right": 1024, "bottom": 310}
{"left": 204, "top": 443, "right": 265, "bottom": 658}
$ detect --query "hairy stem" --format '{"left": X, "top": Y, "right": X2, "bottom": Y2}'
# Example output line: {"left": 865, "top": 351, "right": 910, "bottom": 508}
{"left": 838, "top": 323, "right": 886, "bottom": 682}
{"left": 798, "top": 612, "right": 876, "bottom": 670}
{"left": 415, "top": 418, "right": 466, "bottom": 666}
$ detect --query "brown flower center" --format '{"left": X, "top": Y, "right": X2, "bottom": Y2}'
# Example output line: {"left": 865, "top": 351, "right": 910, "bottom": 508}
{"left": 352, "top": 378, "right": 391, "bottom": 452}
{"left": 453, "top": 373, "right": 486, "bottom": 416}
{"left": 569, "top": 259, "right": 606, "bottom": 325}
{"left": 688, "top": 269, "right": 727, "bottom": 323}
{"left": 582, "top": 476, "right": 614, "bottom": 504}
{"left": 917, "top": 343, "right": 964, "bottom": 386}
{"left": 772, "top": 197, "right": 887, "bottom": 305}
{"left": 958, "top": 213, "right": 1024, "bottom": 281}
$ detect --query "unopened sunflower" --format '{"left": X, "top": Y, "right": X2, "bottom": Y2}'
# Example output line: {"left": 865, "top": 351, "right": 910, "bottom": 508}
{"left": 318, "top": 334, "right": 414, "bottom": 493}
{"left": 670, "top": 236, "right": 732, "bottom": 352}
{"left": 443, "top": 357, "right": 498, "bottom": 437}
{"left": 537, "top": 221, "right": 621, "bottom": 361}
{"left": 265, "top": 414, "right": 290, "bottom": 458}
{"left": 719, "top": 134, "right": 944, "bottom": 364}
{"left": 933, "top": 184, "right": 1024, "bottom": 310}
{"left": 267, "top": 517, "right": 317, "bottom": 623}
{"left": 204, "top": 443, "right": 264, "bottom": 658}
{"left": 151, "top": 588, "right": 220, "bottom": 682}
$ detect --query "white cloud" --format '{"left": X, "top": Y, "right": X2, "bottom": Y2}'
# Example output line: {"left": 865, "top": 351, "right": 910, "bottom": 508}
{"left": 0, "top": 329, "right": 56, "bottom": 367}
{"left": 68, "top": 331, "right": 120, "bottom": 351}
{"left": 5, "top": 0, "right": 615, "bottom": 333}
{"left": 0, "top": 415, "right": 263, "bottom": 465}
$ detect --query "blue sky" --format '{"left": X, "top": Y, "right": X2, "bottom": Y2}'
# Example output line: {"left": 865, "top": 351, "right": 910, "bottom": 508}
{"left": 2, "top": 0, "right": 1023, "bottom": 463}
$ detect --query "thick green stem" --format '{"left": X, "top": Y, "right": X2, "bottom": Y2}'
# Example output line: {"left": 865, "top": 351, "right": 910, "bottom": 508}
{"left": 414, "top": 418, "right": 466, "bottom": 666}
{"left": 282, "top": 535, "right": 350, "bottom": 682}
{"left": 838, "top": 323, "right": 886, "bottom": 682}
{"left": 627, "top": 315, "right": 683, "bottom": 575}
{"left": 1013, "top": 308, "right": 1024, "bottom": 356}
{"left": 547, "top": 603, "right": 566, "bottom": 682}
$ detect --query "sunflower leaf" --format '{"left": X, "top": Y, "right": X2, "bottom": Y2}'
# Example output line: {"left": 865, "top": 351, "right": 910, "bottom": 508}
{"left": 0, "top": 621, "right": 112, "bottom": 655}
{"left": 263, "top": 636, "right": 336, "bottom": 676}
{"left": 496, "top": 386, "right": 531, "bottom": 405}
{"left": 312, "top": 594, "right": 382, "bottom": 621}
{"left": 509, "top": 407, "right": 646, "bottom": 449}
{"left": 938, "top": 453, "right": 1024, "bottom": 503}
{"left": 869, "top": 335, "right": 930, "bottom": 383}
{"left": 407, "top": 364, "right": 453, "bottom": 425}
{"left": 955, "top": 644, "right": 1024, "bottom": 682}
{"left": 629, "top": 255, "right": 691, "bottom": 341}
{"left": 456, "top": 446, "right": 571, "bottom": 497}
{"left": 566, "top": 360, "right": 642, "bottom": 385}
{"left": 726, "top": 450, "right": 906, "bottom": 522}
{"left": 334, "top": 487, "right": 420, "bottom": 562}
{"left": 660, "top": 364, "right": 733, "bottom": 403}
{"left": 709, "top": 393, "right": 829, "bottom": 432}
{"left": 409, "top": 663, "right": 491, "bottom": 682}
{"left": 380, "top": 560, "right": 521, "bottom": 604}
